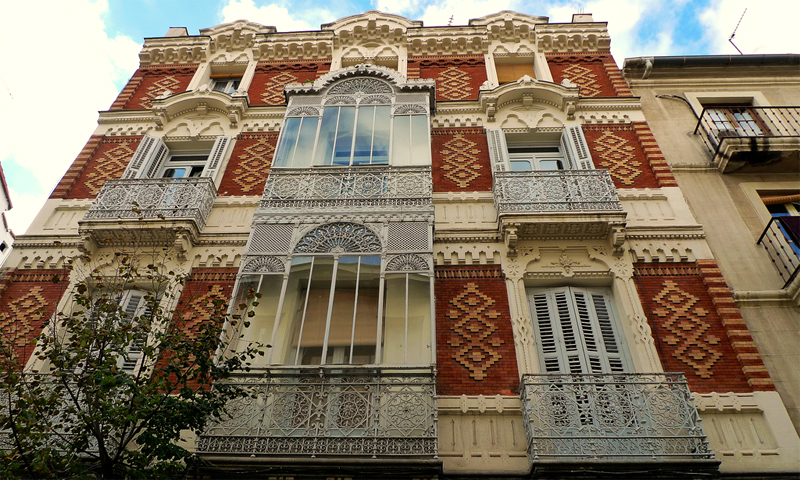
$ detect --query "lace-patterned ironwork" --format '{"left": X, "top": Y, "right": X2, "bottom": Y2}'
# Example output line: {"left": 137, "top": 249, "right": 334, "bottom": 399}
{"left": 294, "top": 222, "right": 381, "bottom": 253}
{"left": 241, "top": 256, "right": 286, "bottom": 273}
{"left": 287, "top": 106, "right": 320, "bottom": 116}
{"left": 520, "top": 373, "right": 713, "bottom": 461}
{"left": 260, "top": 166, "right": 432, "bottom": 213}
{"left": 494, "top": 170, "right": 622, "bottom": 213}
{"left": 196, "top": 367, "right": 437, "bottom": 457}
{"left": 393, "top": 104, "right": 427, "bottom": 115}
{"left": 84, "top": 177, "right": 216, "bottom": 229}
{"left": 386, "top": 254, "right": 429, "bottom": 271}
{"left": 328, "top": 78, "right": 393, "bottom": 95}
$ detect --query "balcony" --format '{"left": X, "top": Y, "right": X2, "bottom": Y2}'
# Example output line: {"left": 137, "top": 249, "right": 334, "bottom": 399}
{"left": 694, "top": 106, "right": 800, "bottom": 173}
{"left": 520, "top": 373, "right": 717, "bottom": 474}
{"left": 758, "top": 217, "right": 800, "bottom": 288}
{"left": 79, "top": 177, "right": 216, "bottom": 253}
{"left": 196, "top": 367, "right": 438, "bottom": 471}
{"left": 493, "top": 170, "right": 626, "bottom": 254}
{"left": 257, "top": 166, "right": 433, "bottom": 218}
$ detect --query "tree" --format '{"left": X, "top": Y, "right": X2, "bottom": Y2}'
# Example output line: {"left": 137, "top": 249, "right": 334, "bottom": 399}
{"left": 0, "top": 242, "right": 265, "bottom": 478}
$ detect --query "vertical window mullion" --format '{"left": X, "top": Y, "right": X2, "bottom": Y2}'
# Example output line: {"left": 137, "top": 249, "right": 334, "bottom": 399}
{"left": 293, "top": 258, "right": 316, "bottom": 365}
{"left": 404, "top": 273, "right": 409, "bottom": 364}
{"left": 349, "top": 106, "right": 359, "bottom": 166}
{"left": 320, "top": 257, "right": 339, "bottom": 365}
{"left": 375, "top": 274, "right": 385, "bottom": 363}
{"left": 369, "top": 106, "right": 377, "bottom": 165}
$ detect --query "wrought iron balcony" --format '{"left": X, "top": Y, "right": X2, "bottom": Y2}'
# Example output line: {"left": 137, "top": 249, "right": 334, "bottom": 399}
{"left": 694, "top": 106, "right": 800, "bottom": 173}
{"left": 758, "top": 217, "right": 800, "bottom": 288}
{"left": 493, "top": 170, "right": 622, "bottom": 214}
{"left": 80, "top": 177, "right": 216, "bottom": 252}
{"left": 258, "top": 166, "right": 433, "bottom": 215}
{"left": 520, "top": 373, "right": 714, "bottom": 463}
{"left": 196, "top": 367, "right": 437, "bottom": 459}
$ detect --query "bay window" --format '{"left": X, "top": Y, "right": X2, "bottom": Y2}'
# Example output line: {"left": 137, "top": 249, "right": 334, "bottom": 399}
{"left": 234, "top": 255, "right": 433, "bottom": 367}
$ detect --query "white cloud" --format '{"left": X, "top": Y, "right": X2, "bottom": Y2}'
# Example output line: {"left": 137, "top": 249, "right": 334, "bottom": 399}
{"left": 0, "top": 0, "right": 139, "bottom": 235}
{"left": 220, "top": 0, "right": 332, "bottom": 31}
{"left": 699, "top": 0, "right": 800, "bottom": 55}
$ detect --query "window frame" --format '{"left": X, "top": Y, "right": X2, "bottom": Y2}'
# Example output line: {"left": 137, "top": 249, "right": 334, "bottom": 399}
{"left": 123, "top": 135, "right": 232, "bottom": 182}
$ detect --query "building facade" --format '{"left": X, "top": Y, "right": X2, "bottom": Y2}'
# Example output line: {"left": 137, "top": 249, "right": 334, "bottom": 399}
{"left": 2, "top": 10, "right": 798, "bottom": 477}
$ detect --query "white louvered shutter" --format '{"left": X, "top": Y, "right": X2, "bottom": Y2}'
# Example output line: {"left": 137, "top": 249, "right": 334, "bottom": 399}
{"left": 124, "top": 135, "right": 170, "bottom": 179}
{"left": 119, "top": 291, "right": 151, "bottom": 375}
{"left": 560, "top": 125, "right": 594, "bottom": 170}
{"left": 485, "top": 129, "right": 509, "bottom": 172}
{"left": 528, "top": 287, "right": 627, "bottom": 374}
{"left": 200, "top": 136, "right": 232, "bottom": 180}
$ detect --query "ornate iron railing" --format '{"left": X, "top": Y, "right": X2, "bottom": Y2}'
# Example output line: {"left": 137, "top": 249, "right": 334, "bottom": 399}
{"left": 757, "top": 217, "right": 800, "bottom": 288}
{"left": 197, "top": 367, "right": 437, "bottom": 457}
{"left": 259, "top": 166, "right": 432, "bottom": 212}
{"left": 84, "top": 178, "right": 216, "bottom": 230}
{"left": 520, "top": 373, "right": 713, "bottom": 461}
{"left": 694, "top": 106, "right": 800, "bottom": 156}
{"left": 494, "top": 170, "right": 622, "bottom": 213}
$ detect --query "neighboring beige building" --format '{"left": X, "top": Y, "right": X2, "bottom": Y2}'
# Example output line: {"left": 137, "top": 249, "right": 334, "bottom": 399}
{"left": 1, "top": 11, "right": 799, "bottom": 478}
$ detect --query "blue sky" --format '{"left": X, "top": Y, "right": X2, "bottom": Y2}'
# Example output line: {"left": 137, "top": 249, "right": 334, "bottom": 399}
{"left": 1, "top": 0, "right": 798, "bottom": 235}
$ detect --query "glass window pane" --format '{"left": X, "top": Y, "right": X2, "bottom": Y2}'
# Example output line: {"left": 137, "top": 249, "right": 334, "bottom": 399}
{"left": 291, "top": 257, "right": 335, "bottom": 365}
{"left": 510, "top": 161, "right": 531, "bottom": 171}
{"left": 293, "top": 117, "right": 319, "bottom": 168}
{"left": 236, "top": 274, "right": 283, "bottom": 367}
{"left": 406, "top": 273, "right": 432, "bottom": 364}
{"left": 538, "top": 160, "right": 563, "bottom": 170}
{"left": 314, "top": 107, "right": 339, "bottom": 166}
{"left": 270, "top": 257, "right": 311, "bottom": 364}
{"left": 352, "top": 257, "right": 380, "bottom": 364}
{"left": 410, "top": 115, "right": 430, "bottom": 165}
{"left": 274, "top": 117, "right": 301, "bottom": 167}
{"left": 353, "top": 106, "right": 375, "bottom": 165}
{"left": 372, "top": 106, "right": 391, "bottom": 165}
{"left": 382, "top": 274, "right": 407, "bottom": 364}
{"left": 333, "top": 106, "right": 356, "bottom": 166}
{"left": 391, "top": 116, "right": 410, "bottom": 166}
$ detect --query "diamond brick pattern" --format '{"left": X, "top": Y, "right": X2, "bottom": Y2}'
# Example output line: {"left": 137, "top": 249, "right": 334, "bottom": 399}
{"left": 410, "top": 55, "right": 488, "bottom": 102}
{"left": 219, "top": 133, "right": 278, "bottom": 196}
{"left": 119, "top": 65, "right": 197, "bottom": 110}
{"left": 546, "top": 54, "right": 621, "bottom": 97}
{"left": 432, "top": 128, "right": 492, "bottom": 192}
{"left": 58, "top": 136, "right": 142, "bottom": 200}
{"left": 248, "top": 62, "right": 330, "bottom": 106}
{"left": 583, "top": 126, "right": 661, "bottom": 189}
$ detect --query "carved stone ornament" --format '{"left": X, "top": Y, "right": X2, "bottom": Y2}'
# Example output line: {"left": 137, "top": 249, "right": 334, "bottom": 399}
{"left": 293, "top": 222, "right": 382, "bottom": 253}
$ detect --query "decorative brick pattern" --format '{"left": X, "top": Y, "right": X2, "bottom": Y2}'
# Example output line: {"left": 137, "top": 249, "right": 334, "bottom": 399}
{"left": 431, "top": 128, "right": 492, "bottom": 192}
{"left": 0, "top": 269, "right": 70, "bottom": 365}
{"left": 435, "top": 266, "right": 518, "bottom": 396}
{"left": 632, "top": 121, "right": 677, "bottom": 187}
{"left": 248, "top": 61, "right": 331, "bottom": 106}
{"left": 118, "top": 65, "right": 198, "bottom": 110}
{"left": 52, "top": 136, "right": 142, "bottom": 200}
{"left": 583, "top": 125, "right": 661, "bottom": 189}
{"left": 546, "top": 54, "right": 631, "bottom": 97}
{"left": 218, "top": 133, "right": 278, "bottom": 196}
{"left": 634, "top": 262, "right": 773, "bottom": 393}
{"left": 409, "top": 56, "right": 488, "bottom": 101}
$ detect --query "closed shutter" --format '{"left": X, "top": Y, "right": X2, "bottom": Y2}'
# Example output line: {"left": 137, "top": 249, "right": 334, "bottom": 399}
{"left": 201, "top": 136, "right": 232, "bottom": 180}
{"left": 528, "top": 287, "right": 627, "bottom": 374}
{"left": 123, "top": 135, "right": 170, "bottom": 179}
{"left": 560, "top": 125, "right": 594, "bottom": 170}
{"left": 485, "top": 129, "right": 509, "bottom": 173}
{"left": 119, "top": 291, "right": 151, "bottom": 375}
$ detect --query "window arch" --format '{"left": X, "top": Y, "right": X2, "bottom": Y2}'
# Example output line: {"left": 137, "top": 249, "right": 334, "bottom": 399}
{"left": 273, "top": 76, "right": 431, "bottom": 168}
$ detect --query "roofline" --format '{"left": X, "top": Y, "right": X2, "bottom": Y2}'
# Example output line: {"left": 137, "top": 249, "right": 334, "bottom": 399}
{"left": 623, "top": 54, "right": 800, "bottom": 79}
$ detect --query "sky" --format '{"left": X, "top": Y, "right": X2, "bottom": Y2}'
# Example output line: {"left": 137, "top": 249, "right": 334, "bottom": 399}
{"left": 1, "top": 0, "right": 798, "bottom": 236}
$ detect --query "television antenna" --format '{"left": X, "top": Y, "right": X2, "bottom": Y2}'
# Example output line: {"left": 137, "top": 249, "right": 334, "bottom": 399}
{"left": 729, "top": 8, "right": 747, "bottom": 55}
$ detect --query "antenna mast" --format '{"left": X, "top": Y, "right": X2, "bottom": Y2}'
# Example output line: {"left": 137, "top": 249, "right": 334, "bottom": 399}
{"left": 729, "top": 8, "right": 747, "bottom": 55}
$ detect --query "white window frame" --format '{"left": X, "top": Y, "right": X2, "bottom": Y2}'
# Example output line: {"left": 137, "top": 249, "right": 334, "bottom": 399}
{"left": 527, "top": 286, "right": 631, "bottom": 374}
{"left": 211, "top": 77, "right": 241, "bottom": 95}
{"left": 123, "top": 135, "right": 232, "bottom": 182}
{"left": 487, "top": 125, "right": 594, "bottom": 172}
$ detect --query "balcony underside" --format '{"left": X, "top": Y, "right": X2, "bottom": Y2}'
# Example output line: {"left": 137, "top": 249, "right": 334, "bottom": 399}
{"left": 78, "top": 218, "right": 201, "bottom": 253}
{"left": 501, "top": 212, "right": 628, "bottom": 255}
{"left": 715, "top": 136, "right": 800, "bottom": 173}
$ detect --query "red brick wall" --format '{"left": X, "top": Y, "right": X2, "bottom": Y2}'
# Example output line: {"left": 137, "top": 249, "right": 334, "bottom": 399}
{"left": 52, "top": 136, "right": 142, "bottom": 200}
{"left": 583, "top": 124, "right": 676, "bottom": 189}
{"left": 431, "top": 128, "right": 493, "bottom": 192}
{"left": 408, "top": 55, "right": 487, "bottom": 101}
{"left": 112, "top": 65, "right": 198, "bottom": 111}
{"left": 163, "top": 268, "right": 238, "bottom": 390}
{"left": 546, "top": 54, "right": 632, "bottom": 97}
{"left": 248, "top": 61, "right": 331, "bottom": 106}
{"left": 435, "top": 266, "right": 519, "bottom": 395}
{"left": 0, "top": 269, "right": 70, "bottom": 366}
{"left": 218, "top": 133, "right": 278, "bottom": 196}
{"left": 634, "top": 261, "right": 773, "bottom": 393}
